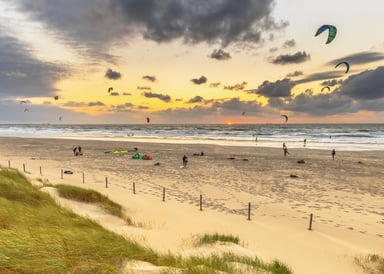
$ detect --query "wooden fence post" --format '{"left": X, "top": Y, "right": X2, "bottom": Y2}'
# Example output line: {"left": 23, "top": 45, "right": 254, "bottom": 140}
{"left": 247, "top": 202, "right": 251, "bottom": 220}
{"left": 308, "top": 213, "right": 313, "bottom": 230}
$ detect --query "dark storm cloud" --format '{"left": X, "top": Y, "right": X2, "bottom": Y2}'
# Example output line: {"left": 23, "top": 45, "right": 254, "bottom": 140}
{"left": 209, "top": 49, "right": 231, "bottom": 60}
{"left": 0, "top": 34, "right": 67, "bottom": 98}
{"left": 209, "top": 82, "right": 221, "bottom": 88}
{"left": 108, "top": 102, "right": 135, "bottom": 112}
{"left": 223, "top": 81, "right": 247, "bottom": 91}
{"left": 105, "top": 68, "right": 121, "bottom": 80}
{"left": 282, "top": 39, "right": 295, "bottom": 48}
{"left": 295, "top": 71, "right": 342, "bottom": 84}
{"left": 142, "top": 91, "right": 171, "bottom": 102}
{"left": 88, "top": 101, "right": 105, "bottom": 107}
{"left": 15, "top": 0, "right": 287, "bottom": 54}
{"left": 142, "top": 75, "right": 157, "bottom": 82}
{"left": 328, "top": 51, "right": 384, "bottom": 66}
{"left": 283, "top": 92, "right": 358, "bottom": 116}
{"left": 338, "top": 66, "right": 384, "bottom": 100}
{"left": 63, "top": 101, "right": 86, "bottom": 107}
{"left": 266, "top": 67, "right": 384, "bottom": 116}
{"left": 321, "top": 79, "right": 343, "bottom": 87}
{"left": 286, "top": 71, "right": 303, "bottom": 77}
{"left": 248, "top": 78, "right": 294, "bottom": 98}
{"left": 191, "top": 76, "right": 207, "bottom": 85}
{"left": 270, "top": 51, "right": 310, "bottom": 65}
{"left": 212, "top": 98, "right": 264, "bottom": 113}
{"left": 187, "top": 95, "right": 205, "bottom": 104}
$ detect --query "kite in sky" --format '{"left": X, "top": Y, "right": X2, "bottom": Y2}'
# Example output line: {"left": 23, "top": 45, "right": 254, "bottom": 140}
{"left": 54, "top": 96, "right": 59, "bottom": 100}
{"left": 108, "top": 87, "right": 113, "bottom": 93}
{"left": 281, "top": 114, "right": 288, "bottom": 123}
{"left": 321, "top": 86, "right": 330, "bottom": 92}
{"left": 315, "top": 24, "right": 337, "bottom": 44}
{"left": 146, "top": 117, "right": 150, "bottom": 123}
{"left": 335, "top": 61, "right": 350, "bottom": 73}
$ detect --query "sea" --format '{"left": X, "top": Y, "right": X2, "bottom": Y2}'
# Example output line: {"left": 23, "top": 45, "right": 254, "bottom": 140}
{"left": 0, "top": 123, "right": 383, "bottom": 151}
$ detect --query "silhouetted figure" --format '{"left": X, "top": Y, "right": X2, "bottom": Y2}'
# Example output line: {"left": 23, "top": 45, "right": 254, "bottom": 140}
{"left": 182, "top": 155, "right": 188, "bottom": 167}
{"left": 332, "top": 149, "right": 336, "bottom": 160}
{"left": 284, "top": 147, "right": 289, "bottom": 157}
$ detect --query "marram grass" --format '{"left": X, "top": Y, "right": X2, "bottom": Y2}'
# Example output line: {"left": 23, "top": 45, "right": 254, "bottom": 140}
{"left": 0, "top": 167, "right": 293, "bottom": 273}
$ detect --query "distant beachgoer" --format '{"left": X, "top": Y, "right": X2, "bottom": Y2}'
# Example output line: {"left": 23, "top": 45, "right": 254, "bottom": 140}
{"left": 284, "top": 147, "right": 289, "bottom": 157}
{"left": 331, "top": 149, "right": 336, "bottom": 160}
{"left": 182, "top": 155, "right": 188, "bottom": 167}
{"left": 200, "top": 151, "right": 204, "bottom": 156}
{"left": 304, "top": 139, "right": 307, "bottom": 147}
{"left": 283, "top": 145, "right": 289, "bottom": 157}
{"left": 78, "top": 146, "right": 82, "bottom": 155}
{"left": 73, "top": 147, "right": 78, "bottom": 156}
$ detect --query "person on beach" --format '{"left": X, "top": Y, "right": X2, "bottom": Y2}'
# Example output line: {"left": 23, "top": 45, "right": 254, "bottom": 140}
{"left": 331, "top": 149, "right": 336, "bottom": 160}
{"left": 73, "top": 146, "right": 78, "bottom": 156}
{"left": 283, "top": 144, "right": 289, "bottom": 157}
{"left": 304, "top": 139, "right": 307, "bottom": 147}
{"left": 182, "top": 155, "right": 188, "bottom": 167}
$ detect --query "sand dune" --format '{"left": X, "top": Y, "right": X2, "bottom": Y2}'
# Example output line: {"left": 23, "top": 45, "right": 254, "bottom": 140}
{"left": 1, "top": 137, "right": 383, "bottom": 273}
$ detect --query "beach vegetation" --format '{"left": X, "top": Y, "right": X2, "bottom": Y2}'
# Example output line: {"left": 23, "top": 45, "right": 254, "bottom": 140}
{"left": 0, "top": 168, "right": 293, "bottom": 273}
{"left": 55, "top": 183, "right": 123, "bottom": 218}
{"left": 197, "top": 233, "right": 240, "bottom": 245}
{"left": 355, "top": 253, "right": 384, "bottom": 273}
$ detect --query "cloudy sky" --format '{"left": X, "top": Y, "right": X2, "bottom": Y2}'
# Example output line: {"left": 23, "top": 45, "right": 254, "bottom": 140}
{"left": 0, "top": 0, "right": 383, "bottom": 124}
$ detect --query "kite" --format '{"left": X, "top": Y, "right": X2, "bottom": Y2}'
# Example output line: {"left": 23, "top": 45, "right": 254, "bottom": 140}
{"left": 54, "top": 96, "right": 59, "bottom": 100}
{"left": 24, "top": 108, "right": 29, "bottom": 112}
{"left": 321, "top": 86, "right": 330, "bottom": 92}
{"left": 281, "top": 114, "right": 288, "bottom": 123}
{"left": 315, "top": 25, "right": 337, "bottom": 44}
{"left": 146, "top": 117, "right": 150, "bottom": 123}
{"left": 108, "top": 87, "right": 113, "bottom": 93}
{"left": 335, "top": 61, "right": 350, "bottom": 73}
{"left": 19, "top": 100, "right": 28, "bottom": 104}
{"left": 242, "top": 111, "right": 246, "bottom": 116}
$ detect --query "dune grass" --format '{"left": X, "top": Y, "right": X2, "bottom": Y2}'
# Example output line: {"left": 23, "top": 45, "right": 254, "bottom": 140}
{"left": 355, "top": 254, "right": 384, "bottom": 273}
{"left": 197, "top": 233, "right": 240, "bottom": 245}
{"left": 55, "top": 183, "right": 124, "bottom": 218}
{"left": 0, "top": 167, "right": 293, "bottom": 273}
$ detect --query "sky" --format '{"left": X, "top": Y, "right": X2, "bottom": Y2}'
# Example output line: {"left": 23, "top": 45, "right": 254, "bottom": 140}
{"left": 0, "top": 0, "right": 383, "bottom": 124}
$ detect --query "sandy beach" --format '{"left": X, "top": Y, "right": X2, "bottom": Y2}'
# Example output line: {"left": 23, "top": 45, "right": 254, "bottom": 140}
{"left": 0, "top": 136, "right": 383, "bottom": 273}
